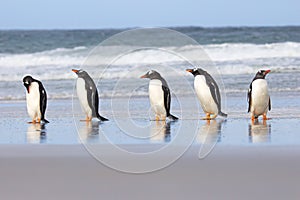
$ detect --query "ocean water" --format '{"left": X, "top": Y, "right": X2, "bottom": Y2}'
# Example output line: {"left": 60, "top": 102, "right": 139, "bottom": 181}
{"left": 0, "top": 27, "right": 299, "bottom": 101}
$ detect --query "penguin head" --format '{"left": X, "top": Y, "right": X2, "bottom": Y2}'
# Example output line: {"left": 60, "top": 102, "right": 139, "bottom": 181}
{"left": 23, "top": 76, "right": 35, "bottom": 93}
{"left": 140, "top": 70, "right": 161, "bottom": 80}
{"left": 72, "top": 69, "right": 89, "bottom": 78}
{"left": 186, "top": 68, "right": 205, "bottom": 76}
{"left": 255, "top": 69, "right": 271, "bottom": 79}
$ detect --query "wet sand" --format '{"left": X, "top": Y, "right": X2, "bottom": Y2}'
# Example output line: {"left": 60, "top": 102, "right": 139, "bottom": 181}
{"left": 0, "top": 96, "right": 300, "bottom": 199}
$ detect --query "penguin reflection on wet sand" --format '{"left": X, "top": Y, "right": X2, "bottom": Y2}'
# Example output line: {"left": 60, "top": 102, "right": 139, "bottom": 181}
{"left": 27, "top": 123, "right": 47, "bottom": 144}
{"left": 186, "top": 68, "right": 227, "bottom": 120}
{"left": 249, "top": 120, "right": 271, "bottom": 143}
{"left": 78, "top": 121, "right": 100, "bottom": 143}
{"left": 140, "top": 70, "right": 178, "bottom": 121}
{"left": 23, "top": 76, "right": 49, "bottom": 124}
{"left": 72, "top": 69, "right": 108, "bottom": 122}
{"left": 150, "top": 121, "right": 171, "bottom": 142}
{"left": 197, "top": 120, "right": 224, "bottom": 159}
{"left": 197, "top": 120, "right": 222, "bottom": 144}
{"left": 248, "top": 69, "right": 271, "bottom": 121}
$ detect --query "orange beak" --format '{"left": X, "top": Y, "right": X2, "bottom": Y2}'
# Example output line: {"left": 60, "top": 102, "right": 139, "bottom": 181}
{"left": 72, "top": 69, "right": 79, "bottom": 73}
{"left": 265, "top": 69, "right": 271, "bottom": 75}
{"left": 140, "top": 74, "right": 147, "bottom": 78}
{"left": 186, "top": 69, "right": 193, "bottom": 73}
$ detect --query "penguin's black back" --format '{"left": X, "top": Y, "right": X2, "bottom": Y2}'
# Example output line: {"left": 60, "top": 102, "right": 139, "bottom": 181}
{"left": 81, "top": 72, "right": 109, "bottom": 121}
{"left": 202, "top": 70, "right": 222, "bottom": 112}
{"left": 36, "top": 79, "right": 49, "bottom": 123}
{"left": 159, "top": 76, "right": 178, "bottom": 120}
{"left": 82, "top": 74, "right": 99, "bottom": 117}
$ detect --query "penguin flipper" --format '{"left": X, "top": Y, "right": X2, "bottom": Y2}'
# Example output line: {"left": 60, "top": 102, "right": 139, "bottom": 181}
{"left": 162, "top": 85, "right": 171, "bottom": 116}
{"left": 93, "top": 90, "right": 108, "bottom": 121}
{"left": 162, "top": 85, "right": 179, "bottom": 121}
{"left": 87, "top": 83, "right": 98, "bottom": 117}
{"left": 247, "top": 86, "right": 252, "bottom": 113}
{"left": 38, "top": 81, "right": 48, "bottom": 122}
{"left": 205, "top": 73, "right": 222, "bottom": 111}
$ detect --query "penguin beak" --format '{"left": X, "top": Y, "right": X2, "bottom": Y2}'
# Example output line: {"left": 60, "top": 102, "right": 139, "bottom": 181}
{"left": 140, "top": 74, "right": 147, "bottom": 78}
{"left": 72, "top": 69, "right": 79, "bottom": 74}
{"left": 264, "top": 70, "right": 271, "bottom": 75}
{"left": 186, "top": 69, "right": 193, "bottom": 73}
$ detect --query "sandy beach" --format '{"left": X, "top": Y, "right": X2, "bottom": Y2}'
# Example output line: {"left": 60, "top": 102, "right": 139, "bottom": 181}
{"left": 0, "top": 26, "right": 299, "bottom": 198}
{"left": 0, "top": 94, "right": 300, "bottom": 199}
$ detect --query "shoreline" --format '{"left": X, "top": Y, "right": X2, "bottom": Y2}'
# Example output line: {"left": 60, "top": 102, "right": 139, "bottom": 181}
{"left": 0, "top": 96, "right": 299, "bottom": 145}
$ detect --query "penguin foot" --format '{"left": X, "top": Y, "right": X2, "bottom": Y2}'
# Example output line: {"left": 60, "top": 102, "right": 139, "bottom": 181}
{"left": 153, "top": 116, "right": 168, "bottom": 121}
{"left": 201, "top": 113, "right": 211, "bottom": 120}
{"left": 80, "top": 116, "right": 92, "bottom": 122}
{"left": 263, "top": 114, "right": 271, "bottom": 121}
{"left": 201, "top": 113, "right": 216, "bottom": 120}
{"left": 201, "top": 118, "right": 216, "bottom": 120}
{"left": 251, "top": 115, "right": 257, "bottom": 121}
{"left": 27, "top": 120, "right": 37, "bottom": 124}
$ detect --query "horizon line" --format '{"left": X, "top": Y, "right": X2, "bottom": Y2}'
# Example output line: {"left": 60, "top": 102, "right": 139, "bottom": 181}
{"left": 0, "top": 25, "right": 299, "bottom": 31}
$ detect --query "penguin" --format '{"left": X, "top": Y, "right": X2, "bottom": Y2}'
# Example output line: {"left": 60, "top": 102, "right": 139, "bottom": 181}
{"left": 72, "top": 69, "right": 108, "bottom": 122}
{"left": 186, "top": 68, "right": 227, "bottom": 120}
{"left": 247, "top": 69, "right": 271, "bottom": 121}
{"left": 140, "top": 70, "right": 178, "bottom": 121}
{"left": 23, "top": 76, "right": 49, "bottom": 124}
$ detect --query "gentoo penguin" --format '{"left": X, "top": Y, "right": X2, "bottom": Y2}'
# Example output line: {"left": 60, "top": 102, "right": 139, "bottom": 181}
{"left": 186, "top": 68, "right": 227, "bottom": 120}
{"left": 23, "top": 76, "right": 49, "bottom": 124}
{"left": 72, "top": 69, "right": 108, "bottom": 122}
{"left": 247, "top": 69, "right": 271, "bottom": 121}
{"left": 140, "top": 70, "right": 178, "bottom": 121}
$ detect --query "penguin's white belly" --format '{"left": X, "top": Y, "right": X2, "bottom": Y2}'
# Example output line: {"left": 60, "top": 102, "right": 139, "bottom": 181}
{"left": 149, "top": 80, "right": 166, "bottom": 117}
{"left": 26, "top": 82, "right": 41, "bottom": 120}
{"left": 251, "top": 79, "right": 269, "bottom": 116}
{"left": 77, "top": 78, "right": 92, "bottom": 117}
{"left": 194, "top": 75, "right": 218, "bottom": 115}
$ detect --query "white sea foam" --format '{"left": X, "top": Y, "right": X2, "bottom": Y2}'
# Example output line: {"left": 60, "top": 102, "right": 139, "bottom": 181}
{"left": 204, "top": 42, "right": 300, "bottom": 61}
{"left": 0, "top": 42, "right": 299, "bottom": 74}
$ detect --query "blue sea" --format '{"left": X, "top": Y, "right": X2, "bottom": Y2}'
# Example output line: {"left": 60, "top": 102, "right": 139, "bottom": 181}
{"left": 0, "top": 26, "right": 299, "bottom": 100}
